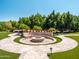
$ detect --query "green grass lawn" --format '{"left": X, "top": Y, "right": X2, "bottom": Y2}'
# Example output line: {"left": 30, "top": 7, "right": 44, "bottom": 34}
{"left": 14, "top": 37, "right": 22, "bottom": 44}
{"left": 0, "top": 32, "right": 20, "bottom": 59}
{"left": 67, "top": 32, "right": 79, "bottom": 35}
{"left": 0, "top": 50, "right": 19, "bottom": 59}
{"left": 49, "top": 35, "right": 79, "bottom": 59}
{"left": 53, "top": 37, "right": 62, "bottom": 44}
{"left": 0, "top": 32, "right": 11, "bottom": 40}
{"left": 14, "top": 36, "right": 62, "bottom": 45}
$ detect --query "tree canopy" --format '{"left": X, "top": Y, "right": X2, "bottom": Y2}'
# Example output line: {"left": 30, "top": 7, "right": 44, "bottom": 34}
{"left": 33, "top": 26, "right": 42, "bottom": 30}
{"left": 19, "top": 24, "right": 30, "bottom": 30}
{"left": 1, "top": 11, "right": 79, "bottom": 32}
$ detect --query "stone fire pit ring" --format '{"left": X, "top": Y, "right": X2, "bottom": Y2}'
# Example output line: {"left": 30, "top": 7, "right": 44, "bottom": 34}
{"left": 30, "top": 37, "right": 44, "bottom": 43}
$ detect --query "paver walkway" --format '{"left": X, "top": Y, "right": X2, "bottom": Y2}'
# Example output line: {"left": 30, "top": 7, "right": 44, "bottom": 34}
{"left": 0, "top": 33, "right": 78, "bottom": 59}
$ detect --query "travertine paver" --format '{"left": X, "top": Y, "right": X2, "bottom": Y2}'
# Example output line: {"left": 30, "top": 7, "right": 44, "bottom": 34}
{"left": 0, "top": 33, "right": 78, "bottom": 59}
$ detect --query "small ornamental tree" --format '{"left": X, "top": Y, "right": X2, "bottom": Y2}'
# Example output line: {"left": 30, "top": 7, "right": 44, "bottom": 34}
{"left": 19, "top": 24, "right": 30, "bottom": 37}
{"left": 4, "top": 22, "right": 13, "bottom": 30}
{"left": 48, "top": 28, "right": 56, "bottom": 32}
{"left": 48, "top": 28, "right": 56, "bottom": 36}
{"left": 33, "top": 26, "right": 42, "bottom": 30}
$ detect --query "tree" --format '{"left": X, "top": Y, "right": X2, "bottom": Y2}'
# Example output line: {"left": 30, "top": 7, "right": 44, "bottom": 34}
{"left": 19, "top": 17, "right": 31, "bottom": 26}
{"left": 33, "top": 26, "right": 42, "bottom": 30}
{"left": 19, "top": 24, "right": 30, "bottom": 30}
{"left": 0, "top": 25, "right": 2, "bottom": 31}
{"left": 70, "top": 16, "right": 79, "bottom": 31}
{"left": 4, "top": 22, "right": 13, "bottom": 30}
{"left": 64, "top": 12, "right": 72, "bottom": 30}
{"left": 34, "top": 13, "right": 45, "bottom": 26}
{"left": 10, "top": 20, "right": 19, "bottom": 29}
{"left": 56, "top": 15, "right": 65, "bottom": 32}
{"left": 29, "top": 15, "right": 35, "bottom": 29}
{"left": 49, "top": 10, "right": 56, "bottom": 28}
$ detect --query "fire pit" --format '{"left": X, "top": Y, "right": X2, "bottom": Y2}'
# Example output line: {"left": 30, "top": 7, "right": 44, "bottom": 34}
{"left": 30, "top": 37, "right": 44, "bottom": 43}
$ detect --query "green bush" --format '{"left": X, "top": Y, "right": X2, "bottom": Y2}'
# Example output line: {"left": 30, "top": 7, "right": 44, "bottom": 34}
{"left": 19, "top": 24, "right": 30, "bottom": 30}
{"left": 33, "top": 26, "right": 42, "bottom": 30}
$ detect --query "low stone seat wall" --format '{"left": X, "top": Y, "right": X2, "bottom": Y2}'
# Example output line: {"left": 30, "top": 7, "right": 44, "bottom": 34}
{"left": 23, "top": 32, "right": 52, "bottom": 38}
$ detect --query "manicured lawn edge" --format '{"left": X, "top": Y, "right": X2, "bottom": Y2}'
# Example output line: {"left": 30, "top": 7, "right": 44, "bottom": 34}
{"left": 0, "top": 32, "right": 11, "bottom": 40}
{"left": 0, "top": 32, "right": 20, "bottom": 59}
{"left": 14, "top": 36, "right": 62, "bottom": 45}
{"left": 48, "top": 36, "right": 79, "bottom": 59}
{"left": 0, "top": 49, "right": 20, "bottom": 59}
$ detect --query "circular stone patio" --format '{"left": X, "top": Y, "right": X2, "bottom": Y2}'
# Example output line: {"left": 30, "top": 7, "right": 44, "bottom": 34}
{"left": 0, "top": 33, "right": 78, "bottom": 59}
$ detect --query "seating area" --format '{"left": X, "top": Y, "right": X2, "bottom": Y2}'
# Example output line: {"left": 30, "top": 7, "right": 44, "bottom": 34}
{"left": 22, "top": 30, "right": 53, "bottom": 38}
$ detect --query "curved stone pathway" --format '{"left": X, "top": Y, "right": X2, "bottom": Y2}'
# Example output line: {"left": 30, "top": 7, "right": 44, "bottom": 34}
{"left": 0, "top": 33, "right": 78, "bottom": 59}
{"left": 20, "top": 37, "right": 56, "bottom": 45}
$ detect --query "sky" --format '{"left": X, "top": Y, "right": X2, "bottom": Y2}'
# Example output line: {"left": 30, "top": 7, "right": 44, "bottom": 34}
{"left": 0, "top": 0, "right": 79, "bottom": 21}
